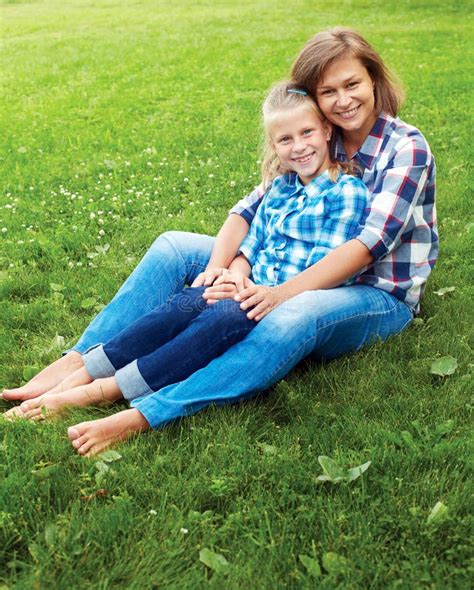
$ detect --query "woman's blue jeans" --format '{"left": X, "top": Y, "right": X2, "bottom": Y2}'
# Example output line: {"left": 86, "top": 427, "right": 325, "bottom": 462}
{"left": 73, "top": 231, "right": 413, "bottom": 429}
{"left": 81, "top": 287, "right": 255, "bottom": 399}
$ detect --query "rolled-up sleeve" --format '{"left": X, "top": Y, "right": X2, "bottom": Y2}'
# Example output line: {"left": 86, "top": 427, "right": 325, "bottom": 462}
{"left": 238, "top": 197, "right": 267, "bottom": 266}
{"left": 229, "top": 186, "right": 264, "bottom": 225}
{"left": 356, "top": 134, "right": 433, "bottom": 261}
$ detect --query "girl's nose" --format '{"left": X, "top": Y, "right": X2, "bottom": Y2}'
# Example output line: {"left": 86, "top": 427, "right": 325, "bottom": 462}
{"left": 293, "top": 139, "right": 306, "bottom": 152}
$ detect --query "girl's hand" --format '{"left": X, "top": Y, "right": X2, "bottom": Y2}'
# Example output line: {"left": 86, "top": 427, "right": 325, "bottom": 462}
{"left": 203, "top": 270, "right": 248, "bottom": 304}
{"left": 191, "top": 267, "right": 226, "bottom": 287}
{"left": 235, "top": 281, "right": 286, "bottom": 321}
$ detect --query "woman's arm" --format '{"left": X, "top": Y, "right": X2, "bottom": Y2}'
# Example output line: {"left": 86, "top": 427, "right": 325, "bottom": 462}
{"left": 237, "top": 238, "right": 373, "bottom": 320}
{"left": 191, "top": 214, "right": 250, "bottom": 286}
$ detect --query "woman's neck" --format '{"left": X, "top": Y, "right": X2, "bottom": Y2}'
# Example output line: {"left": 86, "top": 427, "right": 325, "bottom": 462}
{"left": 342, "top": 113, "right": 378, "bottom": 159}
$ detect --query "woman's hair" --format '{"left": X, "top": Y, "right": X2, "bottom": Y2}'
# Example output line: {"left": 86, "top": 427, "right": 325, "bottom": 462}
{"left": 261, "top": 80, "right": 356, "bottom": 187}
{"left": 291, "top": 27, "right": 404, "bottom": 117}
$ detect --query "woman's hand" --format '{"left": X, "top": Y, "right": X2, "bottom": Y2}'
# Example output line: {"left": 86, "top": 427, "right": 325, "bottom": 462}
{"left": 235, "top": 281, "right": 287, "bottom": 321}
{"left": 191, "top": 267, "right": 226, "bottom": 287}
{"left": 203, "top": 269, "right": 248, "bottom": 303}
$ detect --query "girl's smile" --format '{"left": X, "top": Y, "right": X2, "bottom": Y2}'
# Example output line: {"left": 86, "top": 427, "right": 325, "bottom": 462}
{"left": 269, "top": 105, "right": 332, "bottom": 185}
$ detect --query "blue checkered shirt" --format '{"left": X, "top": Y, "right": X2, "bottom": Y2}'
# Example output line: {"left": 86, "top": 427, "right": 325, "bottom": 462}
{"left": 230, "top": 113, "right": 438, "bottom": 311}
{"left": 238, "top": 171, "right": 369, "bottom": 286}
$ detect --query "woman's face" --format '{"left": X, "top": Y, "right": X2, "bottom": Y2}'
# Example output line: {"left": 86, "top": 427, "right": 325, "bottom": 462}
{"left": 315, "top": 56, "right": 377, "bottom": 140}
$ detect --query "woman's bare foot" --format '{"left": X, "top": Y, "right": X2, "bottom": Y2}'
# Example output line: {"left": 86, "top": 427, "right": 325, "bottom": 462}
{"left": 45, "top": 366, "right": 93, "bottom": 394}
{"left": 1, "top": 351, "right": 84, "bottom": 401}
{"left": 67, "top": 409, "right": 150, "bottom": 456}
{"left": 4, "top": 377, "right": 123, "bottom": 421}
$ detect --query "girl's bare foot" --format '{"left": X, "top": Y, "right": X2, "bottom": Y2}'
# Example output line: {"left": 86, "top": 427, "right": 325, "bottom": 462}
{"left": 67, "top": 409, "right": 150, "bottom": 456}
{"left": 4, "top": 377, "right": 123, "bottom": 421}
{"left": 45, "top": 366, "right": 93, "bottom": 394}
{"left": 1, "top": 351, "right": 84, "bottom": 401}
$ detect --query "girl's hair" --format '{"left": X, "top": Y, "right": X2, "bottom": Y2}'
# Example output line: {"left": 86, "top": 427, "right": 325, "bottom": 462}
{"left": 261, "top": 80, "right": 356, "bottom": 187}
{"left": 291, "top": 27, "right": 404, "bottom": 117}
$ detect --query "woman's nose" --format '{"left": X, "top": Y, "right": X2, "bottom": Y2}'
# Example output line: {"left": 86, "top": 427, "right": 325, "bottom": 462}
{"left": 336, "top": 90, "right": 351, "bottom": 107}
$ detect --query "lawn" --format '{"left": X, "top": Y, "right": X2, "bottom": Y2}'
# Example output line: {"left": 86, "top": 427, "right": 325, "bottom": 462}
{"left": 0, "top": 0, "right": 472, "bottom": 588}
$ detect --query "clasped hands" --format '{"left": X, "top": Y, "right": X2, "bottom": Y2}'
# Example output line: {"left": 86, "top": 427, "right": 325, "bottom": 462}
{"left": 192, "top": 267, "right": 283, "bottom": 321}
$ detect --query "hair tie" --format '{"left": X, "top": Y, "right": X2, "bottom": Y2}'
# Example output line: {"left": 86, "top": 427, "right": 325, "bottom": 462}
{"left": 287, "top": 88, "right": 307, "bottom": 96}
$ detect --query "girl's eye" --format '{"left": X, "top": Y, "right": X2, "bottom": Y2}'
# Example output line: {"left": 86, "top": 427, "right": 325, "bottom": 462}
{"left": 303, "top": 129, "right": 314, "bottom": 136}
{"left": 279, "top": 137, "right": 291, "bottom": 144}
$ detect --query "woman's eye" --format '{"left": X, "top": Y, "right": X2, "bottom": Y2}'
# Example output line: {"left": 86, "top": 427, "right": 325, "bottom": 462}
{"left": 347, "top": 82, "right": 358, "bottom": 89}
{"left": 320, "top": 89, "right": 334, "bottom": 96}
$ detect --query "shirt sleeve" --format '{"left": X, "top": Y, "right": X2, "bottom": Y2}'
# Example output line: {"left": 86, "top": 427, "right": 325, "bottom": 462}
{"left": 228, "top": 185, "right": 264, "bottom": 225}
{"left": 238, "top": 191, "right": 269, "bottom": 266}
{"left": 356, "top": 132, "right": 434, "bottom": 261}
{"left": 311, "top": 176, "right": 369, "bottom": 262}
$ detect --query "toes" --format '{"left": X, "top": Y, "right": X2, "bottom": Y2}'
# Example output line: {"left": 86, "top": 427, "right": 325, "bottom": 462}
{"left": 78, "top": 438, "right": 94, "bottom": 455}
{"left": 67, "top": 426, "right": 82, "bottom": 440}
{"left": 72, "top": 435, "right": 87, "bottom": 449}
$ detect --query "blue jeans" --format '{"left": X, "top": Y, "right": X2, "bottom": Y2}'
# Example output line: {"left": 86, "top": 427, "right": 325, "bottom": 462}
{"left": 81, "top": 287, "right": 255, "bottom": 399}
{"left": 74, "top": 231, "right": 413, "bottom": 429}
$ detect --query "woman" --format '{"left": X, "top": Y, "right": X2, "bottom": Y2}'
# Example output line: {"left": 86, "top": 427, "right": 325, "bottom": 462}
{"left": 3, "top": 28, "right": 437, "bottom": 456}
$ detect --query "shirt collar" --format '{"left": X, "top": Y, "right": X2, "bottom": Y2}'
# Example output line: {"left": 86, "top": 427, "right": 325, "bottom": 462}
{"left": 290, "top": 170, "right": 335, "bottom": 196}
{"left": 335, "top": 112, "right": 394, "bottom": 170}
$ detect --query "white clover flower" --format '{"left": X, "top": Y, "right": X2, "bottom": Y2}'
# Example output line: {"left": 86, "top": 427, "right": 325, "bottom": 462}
{"left": 1, "top": 227, "right": 7, "bottom": 233}
{"left": 90, "top": 212, "right": 96, "bottom": 219}
{"left": 149, "top": 509, "right": 157, "bottom": 515}
{"left": 179, "top": 528, "right": 189, "bottom": 534}
{"left": 230, "top": 181, "right": 236, "bottom": 187}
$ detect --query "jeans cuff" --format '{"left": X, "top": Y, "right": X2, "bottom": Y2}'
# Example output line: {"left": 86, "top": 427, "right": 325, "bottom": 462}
{"left": 115, "top": 360, "right": 154, "bottom": 401}
{"left": 82, "top": 345, "right": 117, "bottom": 379}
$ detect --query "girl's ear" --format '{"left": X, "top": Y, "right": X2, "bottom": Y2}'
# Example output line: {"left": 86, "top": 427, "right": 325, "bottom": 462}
{"left": 324, "top": 121, "right": 332, "bottom": 142}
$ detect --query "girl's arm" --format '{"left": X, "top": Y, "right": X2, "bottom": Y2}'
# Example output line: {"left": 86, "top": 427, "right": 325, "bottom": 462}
{"left": 191, "top": 214, "right": 250, "bottom": 286}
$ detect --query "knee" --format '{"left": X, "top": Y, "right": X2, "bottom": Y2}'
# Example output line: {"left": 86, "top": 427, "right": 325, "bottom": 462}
{"left": 150, "top": 231, "right": 192, "bottom": 258}
{"left": 258, "top": 292, "right": 320, "bottom": 337}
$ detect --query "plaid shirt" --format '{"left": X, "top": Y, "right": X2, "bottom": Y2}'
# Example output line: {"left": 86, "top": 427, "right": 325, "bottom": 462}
{"left": 238, "top": 171, "right": 368, "bottom": 286}
{"left": 230, "top": 113, "right": 438, "bottom": 311}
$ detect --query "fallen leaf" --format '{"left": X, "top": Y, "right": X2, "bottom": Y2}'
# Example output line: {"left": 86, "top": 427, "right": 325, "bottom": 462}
{"left": 427, "top": 501, "right": 448, "bottom": 524}
{"left": 81, "top": 297, "right": 98, "bottom": 309}
{"left": 98, "top": 450, "right": 122, "bottom": 463}
{"left": 322, "top": 552, "right": 349, "bottom": 575}
{"left": 299, "top": 554, "right": 321, "bottom": 578}
{"left": 199, "top": 548, "right": 230, "bottom": 574}
{"left": 346, "top": 461, "right": 372, "bottom": 482}
{"left": 430, "top": 356, "right": 458, "bottom": 377}
{"left": 433, "top": 286, "right": 455, "bottom": 297}
{"left": 317, "top": 456, "right": 346, "bottom": 483}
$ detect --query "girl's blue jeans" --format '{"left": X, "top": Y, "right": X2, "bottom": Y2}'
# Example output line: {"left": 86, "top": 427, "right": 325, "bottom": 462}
{"left": 81, "top": 287, "right": 255, "bottom": 399}
{"left": 73, "top": 231, "right": 413, "bottom": 429}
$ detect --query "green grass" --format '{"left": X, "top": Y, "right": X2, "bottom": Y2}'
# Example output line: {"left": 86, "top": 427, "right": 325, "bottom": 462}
{"left": 0, "top": 0, "right": 473, "bottom": 588}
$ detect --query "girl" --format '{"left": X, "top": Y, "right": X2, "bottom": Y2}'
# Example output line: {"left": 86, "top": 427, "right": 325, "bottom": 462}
{"left": 4, "top": 28, "right": 437, "bottom": 458}
{"left": 6, "top": 82, "right": 369, "bottom": 441}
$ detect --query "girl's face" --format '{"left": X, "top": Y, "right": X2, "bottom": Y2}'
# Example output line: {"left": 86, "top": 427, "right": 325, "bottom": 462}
{"left": 315, "top": 56, "right": 377, "bottom": 140}
{"left": 269, "top": 105, "right": 332, "bottom": 185}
